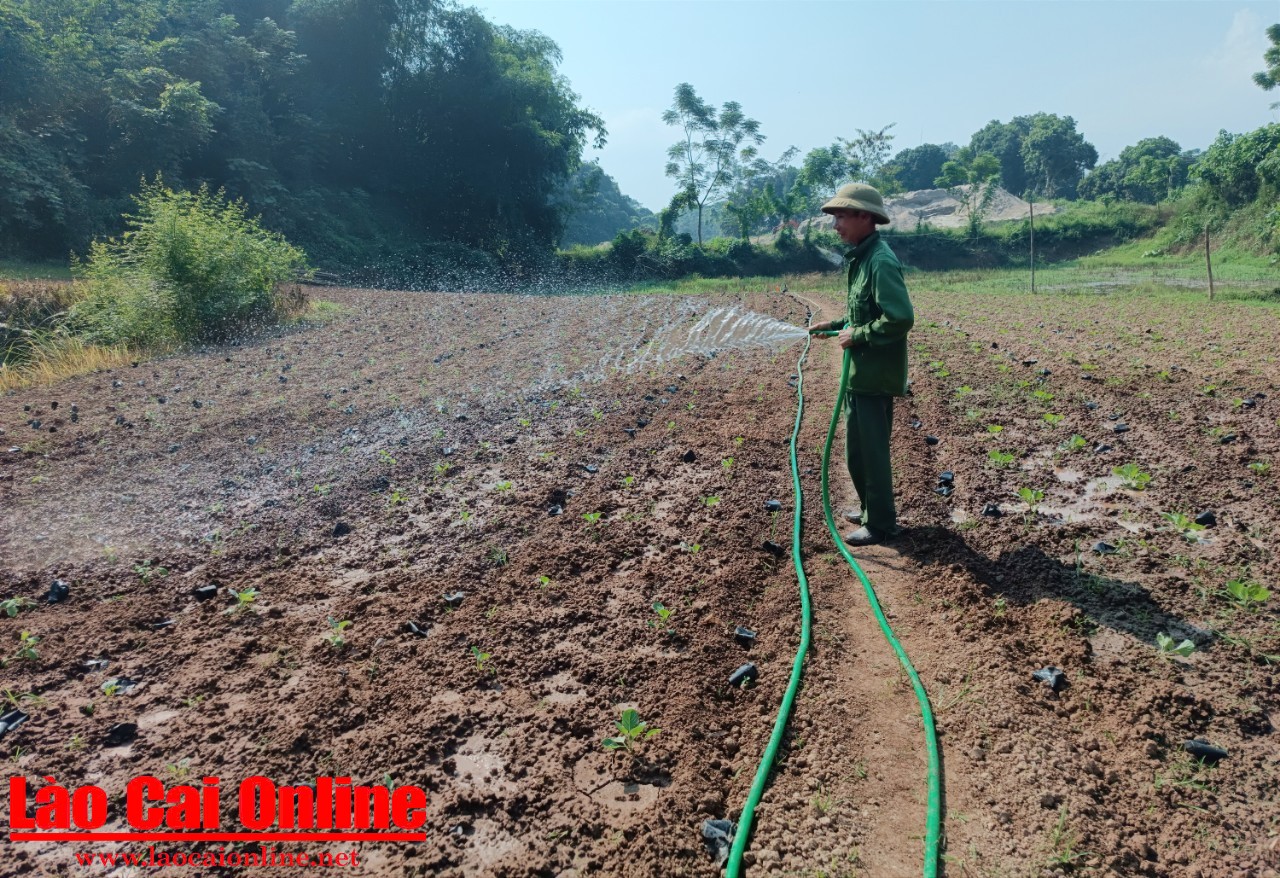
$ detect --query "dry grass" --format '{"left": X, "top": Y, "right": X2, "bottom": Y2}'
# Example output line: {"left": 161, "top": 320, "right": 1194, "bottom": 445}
{"left": 0, "top": 279, "right": 141, "bottom": 391}
{"left": 0, "top": 335, "right": 138, "bottom": 392}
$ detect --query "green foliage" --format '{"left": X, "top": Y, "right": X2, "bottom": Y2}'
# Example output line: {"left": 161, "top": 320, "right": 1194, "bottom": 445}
{"left": 987, "top": 449, "right": 1015, "bottom": 468}
{"left": 470, "top": 646, "right": 494, "bottom": 674}
{"left": 1113, "top": 463, "right": 1151, "bottom": 491}
{"left": 1062, "top": 434, "right": 1088, "bottom": 453}
{"left": 0, "top": 597, "right": 37, "bottom": 618}
{"left": 325, "top": 617, "right": 352, "bottom": 648}
{"left": 1223, "top": 579, "right": 1271, "bottom": 609}
{"left": 225, "top": 587, "right": 259, "bottom": 615}
{"left": 72, "top": 180, "right": 308, "bottom": 347}
{"left": 1017, "top": 487, "right": 1045, "bottom": 511}
{"left": 601, "top": 708, "right": 660, "bottom": 754}
{"left": 1160, "top": 511, "right": 1206, "bottom": 540}
{"left": 1155, "top": 633, "right": 1196, "bottom": 657}
{"left": 663, "top": 83, "right": 765, "bottom": 245}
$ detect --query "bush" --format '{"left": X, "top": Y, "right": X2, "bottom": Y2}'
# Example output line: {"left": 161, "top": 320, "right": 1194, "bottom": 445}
{"left": 71, "top": 179, "right": 308, "bottom": 346}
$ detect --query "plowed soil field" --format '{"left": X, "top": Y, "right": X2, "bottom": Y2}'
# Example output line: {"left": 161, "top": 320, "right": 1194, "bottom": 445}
{"left": 1, "top": 282, "right": 1277, "bottom": 878}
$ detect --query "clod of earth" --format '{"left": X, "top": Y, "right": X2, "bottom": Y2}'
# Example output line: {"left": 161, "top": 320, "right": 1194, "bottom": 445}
{"left": 1032, "top": 666, "right": 1067, "bottom": 692}
{"left": 104, "top": 723, "right": 138, "bottom": 747}
{"left": 404, "top": 621, "right": 430, "bottom": 638}
{"left": 925, "top": 435, "right": 939, "bottom": 446}
{"left": 47, "top": 580, "right": 69, "bottom": 603}
{"left": 982, "top": 504, "right": 1003, "bottom": 517}
{"left": 194, "top": 585, "right": 218, "bottom": 600}
{"left": 443, "top": 591, "right": 465, "bottom": 608}
{"left": 333, "top": 521, "right": 352, "bottom": 537}
{"left": 761, "top": 540, "right": 785, "bottom": 557}
{"left": 681, "top": 450, "right": 697, "bottom": 463}
{"left": 1194, "top": 510, "right": 1217, "bottom": 527}
{"left": 1184, "top": 739, "right": 1228, "bottom": 764}
{"left": 728, "top": 663, "right": 759, "bottom": 688}
{"left": 734, "top": 626, "right": 757, "bottom": 647}
{"left": 1092, "top": 542, "right": 1118, "bottom": 555}
{"left": 763, "top": 499, "right": 782, "bottom": 513}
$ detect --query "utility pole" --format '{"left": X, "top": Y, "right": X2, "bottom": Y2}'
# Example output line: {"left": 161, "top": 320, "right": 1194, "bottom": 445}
{"left": 1205, "top": 222, "right": 1215, "bottom": 301}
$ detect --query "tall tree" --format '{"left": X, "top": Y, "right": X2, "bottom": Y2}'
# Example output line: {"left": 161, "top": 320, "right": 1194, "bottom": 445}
{"left": 1253, "top": 22, "right": 1280, "bottom": 107}
{"left": 888, "top": 143, "right": 955, "bottom": 192}
{"left": 840, "top": 123, "right": 898, "bottom": 192}
{"left": 1019, "top": 113, "right": 1097, "bottom": 198}
{"left": 662, "top": 83, "right": 764, "bottom": 245}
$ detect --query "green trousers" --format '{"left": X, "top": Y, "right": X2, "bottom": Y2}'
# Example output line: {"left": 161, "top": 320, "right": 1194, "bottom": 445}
{"left": 844, "top": 392, "right": 897, "bottom": 535}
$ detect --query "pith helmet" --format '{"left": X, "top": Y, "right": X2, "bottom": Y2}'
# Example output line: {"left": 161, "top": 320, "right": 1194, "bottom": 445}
{"left": 821, "top": 183, "right": 891, "bottom": 225}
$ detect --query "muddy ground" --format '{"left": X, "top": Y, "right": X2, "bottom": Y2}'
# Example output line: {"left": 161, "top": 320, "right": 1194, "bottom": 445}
{"left": 0, "top": 283, "right": 1277, "bottom": 877}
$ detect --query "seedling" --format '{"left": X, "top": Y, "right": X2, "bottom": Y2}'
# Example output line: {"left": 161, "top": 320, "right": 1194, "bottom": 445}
{"left": 1062, "top": 434, "right": 1087, "bottom": 453}
{"left": 494, "top": 481, "right": 513, "bottom": 493}
{"left": 133, "top": 560, "right": 168, "bottom": 583}
{"left": 954, "top": 385, "right": 973, "bottom": 396}
{"left": 620, "top": 475, "right": 635, "bottom": 489}
{"left": 312, "top": 483, "right": 331, "bottom": 496}
{"left": 721, "top": 457, "right": 734, "bottom": 476}
{"left": 702, "top": 495, "right": 721, "bottom": 507}
{"left": 225, "top": 587, "right": 259, "bottom": 615}
{"left": 992, "top": 596, "right": 1007, "bottom": 618}
{"left": 733, "top": 436, "right": 744, "bottom": 445}
{"left": 1017, "top": 487, "right": 1045, "bottom": 515}
{"left": 376, "top": 449, "right": 397, "bottom": 467}
{"left": 326, "top": 617, "right": 352, "bottom": 648}
{"left": 582, "top": 511, "right": 603, "bottom": 524}
{"left": 601, "top": 708, "right": 660, "bottom": 755}
{"left": 1248, "top": 461, "right": 1271, "bottom": 475}
{"left": 987, "top": 449, "right": 1015, "bottom": 468}
{"left": 1156, "top": 632, "right": 1196, "bottom": 657}
{"left": 1031, "top": 389, "right": 1054, "bottom": 403}
{"left": 986, "top": 424, "right": 1004, "bottom": 435}
{"left": 1042, "top": 413, "right": 1064, "bottom": 427}
{"left": 11, "top": 631, "right": 39, "bottom": 663}
{"left": 1161, "top": 511, "right": 1206, "bottom": 541}
{"left": 1112, "top": 463, "right": 1151, "bottom": 491}
{"left": 386, "top": 488, "right": 408, "bottom": 507}
{"left": 470, "top": 646, "right": 494, "bottom": 674}
{"left": 649, "top": 601, "right": 674, "bottom": 632}
{"left": 1223, "top": 579, "right": 1270, "bottom": 610}
{"left": 0, "top": 597, "right": 36, "bottom": 618}
{"left": 535, "top": 574, "right": 553, "bottom": 590}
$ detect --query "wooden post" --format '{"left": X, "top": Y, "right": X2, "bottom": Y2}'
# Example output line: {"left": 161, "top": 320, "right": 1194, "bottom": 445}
{"left": 1205, "top": 223, "right": 1215, "bottom": 301}
{"left": 1029, "top": 200, "right": 1036, "bottom": 294}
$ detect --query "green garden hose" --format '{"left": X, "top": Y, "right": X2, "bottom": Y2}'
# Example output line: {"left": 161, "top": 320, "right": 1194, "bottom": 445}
{"left": 724, "top": 331, "right": 941, "bottom": 878}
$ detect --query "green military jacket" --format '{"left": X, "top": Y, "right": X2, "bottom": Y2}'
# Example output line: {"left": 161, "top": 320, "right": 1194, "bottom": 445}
{"left": 828, "top": 231, "right": 914, "bottom": 396}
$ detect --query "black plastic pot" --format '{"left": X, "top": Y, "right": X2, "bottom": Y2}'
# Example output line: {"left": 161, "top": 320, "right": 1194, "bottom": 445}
{"left": 47, "top": 580, "right": 69, "bottom": 604}
{"left": 443, "top": 591, "right": 465, "bottom": 608}
{"left": 734, "top": 626, "right": 757, "bottom": 647}
{"left": 1032, "top": 666, "right": 1066, "bottom": 692}
{"left": 0, "top": 709, "right": 29, "bottom": 740}
{"left": 728, "top": 663, "right": 759, "bottom": 688}
{"left": 763, "top": 500, "right": 782, "bottom": 513}
{"left": 1183, "top": 739, "right": 1228, "bottom": 763}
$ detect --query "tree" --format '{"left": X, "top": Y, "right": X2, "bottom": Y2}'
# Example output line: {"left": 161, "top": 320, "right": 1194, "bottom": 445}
{"left": 969, "top": 119, "right": 1030, "bottom": 195}
{"left": 1019, "top": 113, "right": 1097, "bottom": 199}
{"left": 1079, "top": 136, "right": 1191, "bottom": 204}
{"left": 557, "top": 163, "right": 655, "bottom": 246}
{"left": 888, "top": 143, "right": 956, "bottom": 192}
{"left": 840, "top": 124, "right": 898, "bottom": 192}
{"left": 663, "top": 83, "right": 765, "bottom": 245}
{"left": 935, "top": 149, "right": 1001, "bottom": 236}
{"left": 1254, "top": 22, "right": 1280, "bottom": 107}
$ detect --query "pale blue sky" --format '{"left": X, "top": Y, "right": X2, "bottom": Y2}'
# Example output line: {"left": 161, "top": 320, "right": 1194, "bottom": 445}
{"left": 470, "top": 0, "right": 1278, "bottom": 210}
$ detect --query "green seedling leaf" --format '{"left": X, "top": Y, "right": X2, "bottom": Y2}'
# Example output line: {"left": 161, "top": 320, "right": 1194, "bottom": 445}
{"left": 601, "top": 708, "right": 660, "bottom": 754}
{"left": 1156, "top": 632, "right": 1196, "bottom": 657}
{"left": 1224, "top": 579, "right": 1271, "bottom": 609}
{"left": 1112, "top": 463, "right": 1151, "bottom": 491}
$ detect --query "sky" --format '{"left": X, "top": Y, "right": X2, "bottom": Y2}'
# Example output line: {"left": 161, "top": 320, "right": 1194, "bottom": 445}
{"left": 470, "top": 0, "right": 1279, "bottom": 211}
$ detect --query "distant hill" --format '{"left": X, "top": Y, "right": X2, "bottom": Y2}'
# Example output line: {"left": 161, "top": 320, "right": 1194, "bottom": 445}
{"left": 559, "top": 165, "right": 657, "bottom": 247}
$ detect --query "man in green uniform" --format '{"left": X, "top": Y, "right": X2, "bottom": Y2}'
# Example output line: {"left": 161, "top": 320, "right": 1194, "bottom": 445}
{"left": 808, "top": 183, "right": 914, "bottom": 545}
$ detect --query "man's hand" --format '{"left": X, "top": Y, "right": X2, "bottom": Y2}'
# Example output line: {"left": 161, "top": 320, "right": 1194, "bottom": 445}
{"left": 838, "top": 327, "right": 857, "bottom": 349}
{"left": 807, "top": 321, "right": 833, "bottom": 334}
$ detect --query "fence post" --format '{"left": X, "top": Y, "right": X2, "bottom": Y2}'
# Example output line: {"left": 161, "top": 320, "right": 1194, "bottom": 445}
{"left": 1029, "top": 200, "right": 1036, "bottom": 294}
{"left": 1205, "top": 222, "right": 1214, "bottom": 302}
